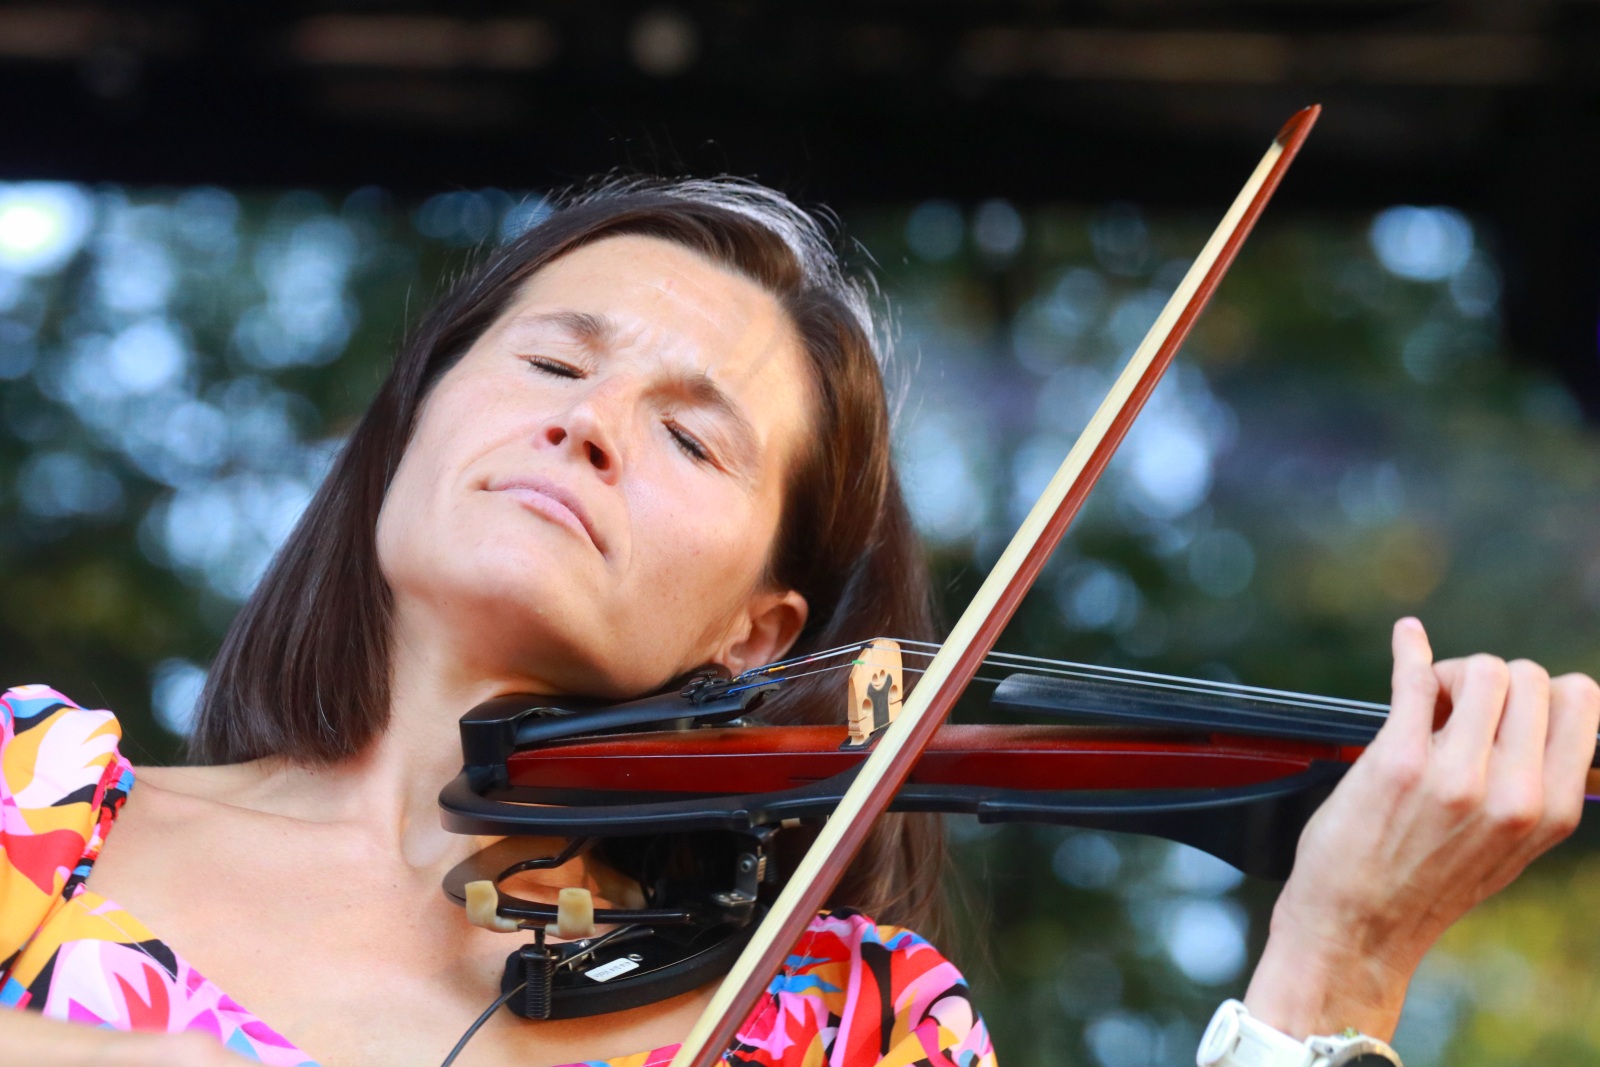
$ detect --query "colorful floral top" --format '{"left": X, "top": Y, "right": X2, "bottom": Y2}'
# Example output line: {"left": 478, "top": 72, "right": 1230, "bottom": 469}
{"left": 0, "top": 686, "right": 996, "bottom": 1066}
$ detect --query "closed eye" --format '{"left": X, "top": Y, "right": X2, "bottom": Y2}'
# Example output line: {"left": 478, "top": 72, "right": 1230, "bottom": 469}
{"left": 523, "top": 356, "right": 584, "bottom": 379}
{"left": 667, "top": 422, "right": 712, "bottom": 463}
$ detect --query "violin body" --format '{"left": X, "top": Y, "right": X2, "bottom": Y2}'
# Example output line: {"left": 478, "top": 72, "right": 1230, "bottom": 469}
{"left": 441, "top": 665, "right": 1374, "bottom": 877}
{"left": 434, "top": 660, "right": 1379, "bottom": 1020}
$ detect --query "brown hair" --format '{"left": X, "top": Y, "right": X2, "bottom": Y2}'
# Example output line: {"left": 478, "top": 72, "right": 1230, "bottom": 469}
{"left": 190, "top": 179, "right": 947, "bottom": 934}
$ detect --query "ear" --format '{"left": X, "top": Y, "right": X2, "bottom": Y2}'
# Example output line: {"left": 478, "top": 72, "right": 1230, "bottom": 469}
{"left": 715, "top": 588, "right": 810, "bottom": 677}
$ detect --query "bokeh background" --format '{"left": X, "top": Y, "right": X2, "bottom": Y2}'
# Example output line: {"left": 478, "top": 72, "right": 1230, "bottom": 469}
{"left": 3, "top": 4, "right": 1600, "bottom": 1065}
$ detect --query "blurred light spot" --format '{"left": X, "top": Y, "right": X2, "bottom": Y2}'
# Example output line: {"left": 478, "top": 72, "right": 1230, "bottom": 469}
{"left": 501, "top": 195, "right": 552, "bottom": 242}
{"left": 106, "top": 318, "right": 188, "bottom": 393}
{"left": 95, "top": 222, "right": 175, "bottom": 314}
{"left": 18, "top": 451, "right": 124, "bottom": 518}
{"left": 0, "top": 317, "right": 37, "bottom": 380}
{"left": 1370, "top": 206, "right": 1473, "bottom": 282}
{"left": 415, "top": 189, "right": 511, "bottom": 245}
{"left": 1086, "top": 1010, "right": 1160, "bottom": 1067}
{"left": 0, "top": 271, "right": 24, "bottom": 313}
{"left": 160, "top": 400, "right": 231, "bottom": 476}
{"left": 905, "top": 200, "right": 963, "bottom": 262}
{"left": 1448, "top": 253, "right": 1499, "bottom": 317}
{"left": 152, "top": 658, "right": 206, "bottom": 736}
{"left": 1338, "top": 461, "right": 1405, "bottom": 526}
{"left": 163, "top": 473, "right": 316, "bottom": 599}
{"left": 1052, "top": 831, "right": 1123, "bottom": 889}
{"left": 1009, "top": 434, "right": 1074, "bottom": 524}
{"left": 1090, "top": 203, "right": 1149, "bottom": 276}
{"left": 973, "top": 199, "right": 1024, "bottom": 259}
{"left": 1186, "top": 528, "right": 1255, "bottom": 597}
{"left": 238, "top": 216, "right": 359, "bottom": 367}
{"left": 171, "top": 187, "right": 240, "bottom": 257}
{"left": 1035, "top": 366, "right": 1106, "bottom": 436}
{"left": 1123, "top": 416, "right": 1213, "bottom": 519}
{"left": 1164, "top": 898, "right": 1247, "bottom": 985}
{"left": 1106, "top": 290, "right": 1169, "bottom": 352}
{"left": 1161, "top": 844, "right": 1245, "bottom": 894}
{"left": 1046, "top": 268, "right": 1106, "bottom": 337}
{"left": 0, "top": 182, "right": 93, "bottom": 275}
{"left": 630, "top": 9, "right": 698, "bottom": 76}
{"left": 1055, "top": 562, "right": 1140, "bottom": 632}
{"left": 900, "top": 419, "right": 984, "bottom": 541}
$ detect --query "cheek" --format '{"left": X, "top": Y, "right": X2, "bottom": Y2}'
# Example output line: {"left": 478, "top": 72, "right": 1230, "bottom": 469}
{"left": 634, "top": 482, "right": 778, "bottom": 607}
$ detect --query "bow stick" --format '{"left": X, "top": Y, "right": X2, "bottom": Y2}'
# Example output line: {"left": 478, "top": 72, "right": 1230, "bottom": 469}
{"left": 669, "top": 105, "right": 1322, "bottom": 1067}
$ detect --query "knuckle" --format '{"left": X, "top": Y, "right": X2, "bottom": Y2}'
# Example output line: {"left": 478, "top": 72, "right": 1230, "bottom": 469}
{"left": 1372, "top": 745, "right": 1427, "bottom": 792}
{"left": 1485, "top": 785, "right": 1543, "bottom": 835}
{"left": 1466, "top": 653, "right": 1510, "bottom": 688}
{"left": 1508, "top": 659, "right": 1551, "bottom": 688}
{"left": 1555, "top": 673, "right": 1600, "bottom": 714}
{"left": 1545, "top": 800, "right": 1583, "bottom": 840}
{"left": 1432, "top": 774, "right": 1485, "bottom": 816}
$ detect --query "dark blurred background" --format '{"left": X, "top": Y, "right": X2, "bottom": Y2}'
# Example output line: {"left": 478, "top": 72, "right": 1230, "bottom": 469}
{"left": 2, "top": 3, "right": 1599, "bottom": 1065}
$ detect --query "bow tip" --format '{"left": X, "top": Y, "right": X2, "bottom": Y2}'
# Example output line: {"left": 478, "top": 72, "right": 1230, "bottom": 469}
{"left": 1274, "top": 104, "right": 1322, "bottom": 148}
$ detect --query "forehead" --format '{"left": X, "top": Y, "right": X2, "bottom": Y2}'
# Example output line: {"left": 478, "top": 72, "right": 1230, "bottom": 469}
{"left": 491, "top": 233, "right": 814, "bottom": 468}
{"left": 508, "top": 235, "right": 799, "bottom": 376}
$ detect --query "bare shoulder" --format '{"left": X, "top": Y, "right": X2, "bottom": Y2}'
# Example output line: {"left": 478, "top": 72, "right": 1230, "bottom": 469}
{"left": 133, "top": 761, "right": 276, "bottom": 806}
{"left": 97, "top": 761, "right": 283, "bottom": 880}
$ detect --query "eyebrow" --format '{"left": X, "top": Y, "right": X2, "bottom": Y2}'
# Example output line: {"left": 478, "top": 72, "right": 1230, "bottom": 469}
{"left": 515, "top": 308, "right": 764, "bottom": 474}
{"left": 517, "top": 309, "right": 617, "bottom": 352}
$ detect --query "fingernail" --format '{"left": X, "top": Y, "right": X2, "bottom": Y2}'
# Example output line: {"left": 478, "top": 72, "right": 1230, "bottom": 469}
{"left": 1398, "top": 617, "right": 1422, "bottom": 631}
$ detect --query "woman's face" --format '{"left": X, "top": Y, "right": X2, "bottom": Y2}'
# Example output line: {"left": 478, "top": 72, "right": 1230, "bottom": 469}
{"left": 377, "top": 234, "right": 813, "bottom": 698}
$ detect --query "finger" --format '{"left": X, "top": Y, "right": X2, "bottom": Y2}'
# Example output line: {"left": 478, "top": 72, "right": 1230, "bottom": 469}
{"left": 1476, "top": 660, "right": 1551, "bottom": 844}
{"left": 1433, "top": 652, "right": 1512, "bottom": 768}
{"left": 1487, "top": 659, "right": 1551, "bottom": 772}
{"left": 1381, "top": 617, "right": 1439, "bottom": 750}
{"left": 1540, "top": 672, "right": 1600, "bottom": 837}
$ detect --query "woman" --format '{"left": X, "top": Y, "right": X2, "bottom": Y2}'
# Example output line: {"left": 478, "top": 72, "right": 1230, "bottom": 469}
{"left": 1, "top": 179, "right": 1596, "bottom": 1067}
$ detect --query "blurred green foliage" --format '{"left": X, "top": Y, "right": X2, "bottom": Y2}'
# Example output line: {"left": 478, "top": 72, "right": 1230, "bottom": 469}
{"left": 0, "top": 182, "right": 1596, "bottom": 1064}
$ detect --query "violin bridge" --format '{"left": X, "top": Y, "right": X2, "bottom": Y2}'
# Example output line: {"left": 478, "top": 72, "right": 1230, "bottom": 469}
{"left": 845, "top": 639, "right": 903, "bottom": 748}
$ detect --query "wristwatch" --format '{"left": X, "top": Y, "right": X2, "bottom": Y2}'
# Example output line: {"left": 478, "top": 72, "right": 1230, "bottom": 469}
{"left": 1198, "top": 1000, "right": 1403, "bottom": 1067}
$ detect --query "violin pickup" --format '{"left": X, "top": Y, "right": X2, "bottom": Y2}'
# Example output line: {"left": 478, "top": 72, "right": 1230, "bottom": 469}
{"left": 845, "top": 639, "right": 903, "bottom": 748}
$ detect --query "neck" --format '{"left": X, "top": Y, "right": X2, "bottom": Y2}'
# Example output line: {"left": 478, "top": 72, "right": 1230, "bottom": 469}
{"left": 235, "top": 608, "right": 565, "bottom": 877}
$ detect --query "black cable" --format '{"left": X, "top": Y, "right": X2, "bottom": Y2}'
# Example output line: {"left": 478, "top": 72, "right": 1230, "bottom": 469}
{"left": 440, "top": 981, "right": 526, "bottom": 1067}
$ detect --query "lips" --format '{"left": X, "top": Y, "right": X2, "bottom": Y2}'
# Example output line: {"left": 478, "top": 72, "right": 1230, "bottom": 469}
{"left": 486, "top": 475, "right": 604, "bottom": 554}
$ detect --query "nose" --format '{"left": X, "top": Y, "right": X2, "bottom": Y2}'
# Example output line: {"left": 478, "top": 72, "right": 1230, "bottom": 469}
{"left": 543, "top": 424, "right": 611, "bottom": 474}
{"left": 541, "top": 388, "right": 622, "bottom": 481}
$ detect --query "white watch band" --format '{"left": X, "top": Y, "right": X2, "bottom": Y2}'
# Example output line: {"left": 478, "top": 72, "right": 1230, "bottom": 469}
{"left": 1198, "top": 1000, "right": 1316, "bottom": 1067}
{"left": 1197, "top": 1000, "right": 1402, "bottom": 1067}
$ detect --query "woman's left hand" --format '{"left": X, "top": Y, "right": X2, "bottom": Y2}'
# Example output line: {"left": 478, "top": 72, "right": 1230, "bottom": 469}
{"left": 1242, "top": 617, "right": 1600, "bottom": 1041}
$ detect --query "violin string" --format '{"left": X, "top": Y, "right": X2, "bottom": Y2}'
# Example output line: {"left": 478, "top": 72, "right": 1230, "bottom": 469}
{"left": 739, "top": 637, "right": 1386, "bottom": 717}
{"left": 892, "top": 664, "right": 1388, "bottom": 723}
{"left": 893, "top": 656, "right": 1391, "bottom": 722}
{"left": 891, "top": 638, "right": 1391, "bottom": 716}
{"left": 732, "top": 638, "right": 1390, "bottom": 724}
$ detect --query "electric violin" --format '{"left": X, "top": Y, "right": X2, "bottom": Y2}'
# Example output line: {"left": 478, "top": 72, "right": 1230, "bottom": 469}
{"left": 437, "top": 635, "right": 1600, "bottom": 1031}
{"left": 433, "top": 104, "right": 1376, "bottom": 1064}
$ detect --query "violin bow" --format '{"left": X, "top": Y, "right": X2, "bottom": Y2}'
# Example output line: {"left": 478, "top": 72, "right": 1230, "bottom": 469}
{"left": 669, "top": 104, "right": 1322, "bottom": 1067}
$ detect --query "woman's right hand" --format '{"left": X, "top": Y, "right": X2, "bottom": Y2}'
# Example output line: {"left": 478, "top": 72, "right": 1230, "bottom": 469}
{"left": 0, "top": 1009, "right": 252, "bottom": 1067}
